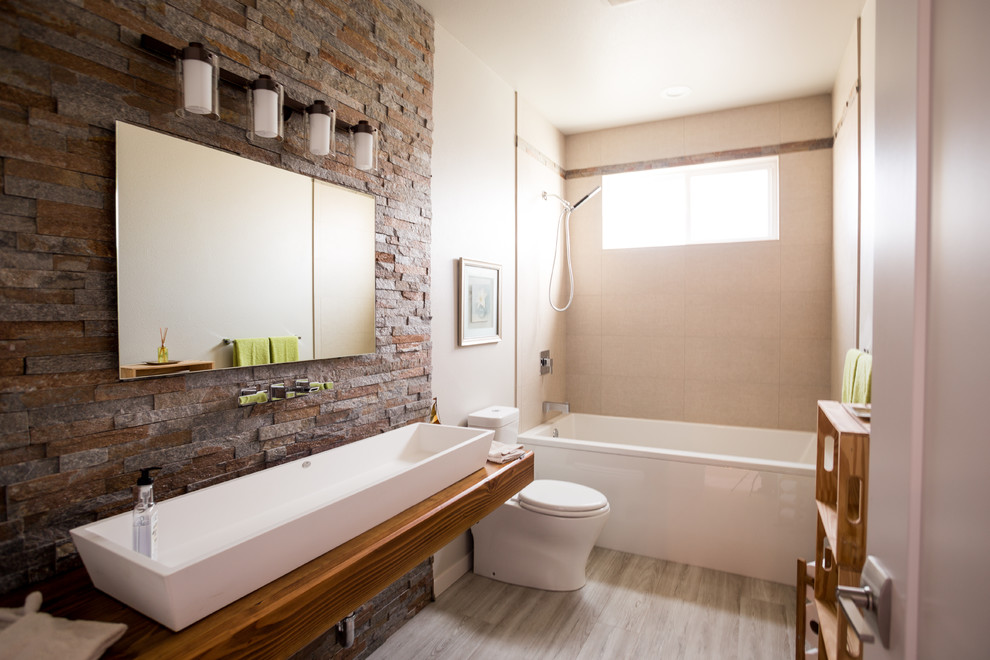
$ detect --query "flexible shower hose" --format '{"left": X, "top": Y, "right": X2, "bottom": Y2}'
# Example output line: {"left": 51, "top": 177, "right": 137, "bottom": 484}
{"left": 549, "top": 205, "right": 574, "bottom": 312}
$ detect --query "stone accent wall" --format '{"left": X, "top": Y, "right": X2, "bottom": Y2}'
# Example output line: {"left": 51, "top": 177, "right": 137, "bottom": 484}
{"left": 0, "top": 0, "right": 435, "bottom": 647}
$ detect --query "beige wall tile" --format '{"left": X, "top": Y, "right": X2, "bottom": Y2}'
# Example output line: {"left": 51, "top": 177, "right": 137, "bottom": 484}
{"left": 568, "top": 294, "right": 602, "bottom": 336}
{"left": 602, "top": 335, "right": 658, "bottom": 377}
{"left": 684, "top": 380, "right": 780, "bottom": 428}
{"left": 684, "top": 241, "right": 781, "bottom": 294}
{"left": 572, "top": 251, "right": 603, "bottom": 297}
{"left": 602, "top": 293, "right": 661, "bottom": 336}
{"left": 566, "top": 333, "right": 602, "bottom": 376}
{"left": 781, "top": 290, "right": 831, "bottom": 339}
{"left": 685, "top": 336, "right": 780, "bottom": 384}
{"left": 778, "top": 383, "right": 829, "bottom": 431}
{"left": 779, "top": 337, "right": 831, "bottom": 387}
{"left": 602, "top": 246, "right": 685, "bottom": 296}
{"left": 780, "top": 242, "right": 832, "bottom": 292}
{"left": 779, "top": 150, "right": 833, "bottom": 246}
{"left": 566, "top": 374, "right": 602, "bottom": 416}
{"left": 600, "top": 375, "right": 683, "bottom": 420}
{"left": 685, "top": 291, "right": 781, "bottom": 339}
{"left": 684, "top": 102, "right": 781, "bottom": 154}
{"left": 565, "top": 131, "right": 603, "bottom": 171}
{"left": 780, "top": 94, "right": 833, "bottom": 143}
{"left": 600, "top": 117, "right": 687, "bottom": 166}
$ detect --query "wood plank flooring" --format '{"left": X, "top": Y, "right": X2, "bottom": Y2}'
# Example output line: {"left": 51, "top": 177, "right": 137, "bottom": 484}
{"left": 369, "top": 547, "right": 796, "bottom": 659}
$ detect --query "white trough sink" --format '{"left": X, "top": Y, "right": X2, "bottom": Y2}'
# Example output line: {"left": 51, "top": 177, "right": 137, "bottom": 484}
{"left": 70, "top": 423, "right": 492, "bottom": 631}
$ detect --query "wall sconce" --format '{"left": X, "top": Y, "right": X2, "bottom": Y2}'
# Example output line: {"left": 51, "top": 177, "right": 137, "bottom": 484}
{"left": 248, "top": 75, "right": 284, "bottom": 141}
{"left": 305, "top": 100, "right": 335, "bottom": 157}
{"left": 351, "top": 120, "right": 378, "bottom": 171}
{"left": 176, "top": 42, "right": 218, "bottom": 119}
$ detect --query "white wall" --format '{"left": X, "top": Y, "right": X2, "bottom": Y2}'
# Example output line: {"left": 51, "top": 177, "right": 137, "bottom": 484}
{"left": 430, "top": 25, "right": 516, "bottom": 594}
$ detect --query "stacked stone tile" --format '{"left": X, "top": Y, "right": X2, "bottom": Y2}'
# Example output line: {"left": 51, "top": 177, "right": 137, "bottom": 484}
{"left": 0, "top": 0, "right": 436, "bottom": 653}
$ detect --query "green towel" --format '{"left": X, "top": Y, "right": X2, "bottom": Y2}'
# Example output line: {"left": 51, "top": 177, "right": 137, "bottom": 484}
{"left": 232, "top": 338, "right": 271, "bottom": 367}
{"left": 237, "top": 391, "right": 269, "bottom": 406}
{"left": 269, "top": 336, "right": 299, "bottom": 364}
{"left": 852, "top": 353, "right": 872, "bottom": 404}
{"left": 841, "top": 349, "right": 862, "bottom": 403}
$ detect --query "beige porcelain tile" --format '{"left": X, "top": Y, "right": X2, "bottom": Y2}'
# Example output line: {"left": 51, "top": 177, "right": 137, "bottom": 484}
{"left": 684, "top": 380, "right": 780, "bottom": 428}
{"left": 602, "top": 246, "right": 685, "bottom": 296}
{"left": 600, "top": 335, "right": 684, "bottom": 381}
{"left": 684, "top": 241, "right": 781, "bottom": 295}
{"left": 572, "top": 251, "right": 602, "bottom": 297}
{"left": 778, "top": 383, "right": 829, "bottom": 432}
{"left": 601, "top": 375, "right": 679, "bottom": 419}
{"left": 780, "top": 242, "right": 831, "bottom": 292}
{"left": 652, "top": 291, "right": 687, "bottom": 337}
{"left": 567, "top": 294, "right": 602, "bottom": 336}
{"left": 684, "top": 291, "right": 781, "bottom": 339}
{"left": 602, "top": 335, "right": 658, "bottom": 377}
{"left": 566, "top": 334, "right": 602, "bottom": 376}
{"left": 780, "top": 94, "right": 833, "bottom": 143}
{"left": 600, "top": 117, "right": 687, "bottom": 166}
{"left": 684, "top": 102, "right": 781, "bottom": 155}
{"left": 566, "top": 374, "right": 602, "bottom": 415}
{"left": 602, "top": 293, "right": 661, "bottom": 337}
{"left": 601, "top": 375, "right": 658, "bottom": 418}
{"left": 565, "top": 131, "right": 604, "bottom": 171}
{"left": 685, "top": 336, "right": 780, "bottom": 384}
{"left": 779, "top": 150, "right": 833, "bottom": 246}
{"left": 779, "top": 337, "right": 831, "bottom": 387}
{"left": 781, "top": 290, "right": 831, "bottom": 339}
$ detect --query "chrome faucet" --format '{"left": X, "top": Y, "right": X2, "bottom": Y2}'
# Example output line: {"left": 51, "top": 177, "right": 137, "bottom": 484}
{"left": 542, "top": 401, "right": 570, "bottom": 416}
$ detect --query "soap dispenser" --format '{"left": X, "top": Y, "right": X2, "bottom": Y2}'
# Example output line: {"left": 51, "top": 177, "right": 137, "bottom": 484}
{"left": 133, "top": 467, "right": 162, "bottom": 559}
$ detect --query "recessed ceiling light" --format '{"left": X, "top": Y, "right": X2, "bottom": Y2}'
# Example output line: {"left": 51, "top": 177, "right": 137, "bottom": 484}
{"left": 662, "top": 86, "right": 692, "bottom": 99}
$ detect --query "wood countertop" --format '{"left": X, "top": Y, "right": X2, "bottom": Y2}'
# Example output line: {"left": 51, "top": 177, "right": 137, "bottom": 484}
{"left": 0, "top": 452, "right": 535, "bottom": 659}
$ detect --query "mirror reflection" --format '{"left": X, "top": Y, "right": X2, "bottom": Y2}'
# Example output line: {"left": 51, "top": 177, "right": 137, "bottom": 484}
{"left": 115, "top": 122, "right": 375, "bottom": 379}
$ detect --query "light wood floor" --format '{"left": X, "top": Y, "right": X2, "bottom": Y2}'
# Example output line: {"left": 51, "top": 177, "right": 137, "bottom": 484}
{"left": 369, "top": 547, "right": 796, "bottom": 660}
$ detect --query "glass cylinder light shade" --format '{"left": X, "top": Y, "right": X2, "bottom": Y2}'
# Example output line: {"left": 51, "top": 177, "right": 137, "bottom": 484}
{"left": 177, "top": 42, "right": 218, "bottom": 119}
{"left": 249, "top": 75, "right": 284, "bottom": 141}
{"left": 351, "top": 120, "right": 377, "bottom": 171}
{"left": 306, "top": 100, "right": 335, "bottom": 156}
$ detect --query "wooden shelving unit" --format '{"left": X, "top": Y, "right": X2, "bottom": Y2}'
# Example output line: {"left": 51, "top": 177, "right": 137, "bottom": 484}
{"left": 797, "top": 401, "right": 870, "bottom": 660}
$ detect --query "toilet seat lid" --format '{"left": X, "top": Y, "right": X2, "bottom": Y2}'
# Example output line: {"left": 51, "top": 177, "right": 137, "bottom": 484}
{"left": 517, "top": 480, "right": 608, "bottom": 516}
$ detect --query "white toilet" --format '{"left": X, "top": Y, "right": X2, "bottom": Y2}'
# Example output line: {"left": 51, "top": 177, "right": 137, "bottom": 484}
{"left": 468, "top": 406, "right": 610, "bottom": 591}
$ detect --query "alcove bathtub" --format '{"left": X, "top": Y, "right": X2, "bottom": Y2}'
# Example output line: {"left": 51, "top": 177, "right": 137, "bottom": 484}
{"left": 518, "top": 413, "right": 816, "bottom": 584}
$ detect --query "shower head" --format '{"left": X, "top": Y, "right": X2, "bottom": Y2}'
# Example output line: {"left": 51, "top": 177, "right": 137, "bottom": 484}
{"left": 572, "top": 186, "right": 602, "bottom": 210}
{"left": 541, "top": 186, "right": 602, "bottom": 212}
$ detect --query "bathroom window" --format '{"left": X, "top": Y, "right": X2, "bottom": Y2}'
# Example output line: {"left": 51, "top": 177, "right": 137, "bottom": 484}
{"left": 602, "top": 156, "right": 779, "bottom": 249}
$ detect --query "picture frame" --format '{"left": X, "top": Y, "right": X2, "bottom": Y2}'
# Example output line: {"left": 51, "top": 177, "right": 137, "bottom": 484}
{"left": 458, "top": 258, "right": 502, "bottom": 346}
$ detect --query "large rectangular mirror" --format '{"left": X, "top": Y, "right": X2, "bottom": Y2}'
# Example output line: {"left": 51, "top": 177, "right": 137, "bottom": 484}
{"left": 115, "top": 122, "right": 375, "bottom": 378}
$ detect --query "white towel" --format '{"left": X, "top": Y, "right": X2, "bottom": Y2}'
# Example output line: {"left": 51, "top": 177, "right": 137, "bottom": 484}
{"left": 488, "top": 439, "right": 526, "bottom": 464}
{"left": 0, "top": 591, "right": 127, "bottom": 660}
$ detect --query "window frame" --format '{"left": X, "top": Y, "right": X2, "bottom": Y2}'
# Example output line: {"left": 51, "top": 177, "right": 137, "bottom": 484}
{"left": 601, "top": 155, "right": 780, "bottom": 250}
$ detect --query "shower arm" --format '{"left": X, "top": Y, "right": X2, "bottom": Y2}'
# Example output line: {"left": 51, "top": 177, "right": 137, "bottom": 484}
{"left": 541, "top": 191, "right": 574, "bottom": 211}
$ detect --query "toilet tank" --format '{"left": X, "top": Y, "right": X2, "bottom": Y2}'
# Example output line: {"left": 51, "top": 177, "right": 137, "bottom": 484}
{"left": 467, "top": 406, "right": 520, "bottom": 445}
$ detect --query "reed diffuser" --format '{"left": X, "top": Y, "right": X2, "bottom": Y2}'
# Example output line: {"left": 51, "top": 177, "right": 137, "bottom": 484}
{"left": 157, "top": 327, "right": 169, "bottom": 363}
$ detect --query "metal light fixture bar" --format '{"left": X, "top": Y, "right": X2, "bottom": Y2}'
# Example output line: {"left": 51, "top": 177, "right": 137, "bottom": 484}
{"left": 139, "top": 34, "right": 357, "bottom": 131}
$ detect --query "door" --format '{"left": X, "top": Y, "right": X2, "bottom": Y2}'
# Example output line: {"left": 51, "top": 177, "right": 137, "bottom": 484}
{"left": 871, "top": 1, "right": 990, "bottom": 657}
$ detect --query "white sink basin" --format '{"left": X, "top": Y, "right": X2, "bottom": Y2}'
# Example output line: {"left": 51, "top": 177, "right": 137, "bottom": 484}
{"left": 70, "top": 423, "right": 492, "bottom": 631}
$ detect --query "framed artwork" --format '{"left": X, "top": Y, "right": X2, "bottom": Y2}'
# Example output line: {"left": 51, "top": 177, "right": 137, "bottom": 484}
{"left": 458, "top": 258, "right": 502, "bottom": 346}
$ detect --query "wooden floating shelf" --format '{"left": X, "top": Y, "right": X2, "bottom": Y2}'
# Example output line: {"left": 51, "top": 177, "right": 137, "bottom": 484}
{"left": 119, "top": 360, "right": 214, "bottom": 379}
{"left": 0, "top": 453, "right": 534, "bottom": 659}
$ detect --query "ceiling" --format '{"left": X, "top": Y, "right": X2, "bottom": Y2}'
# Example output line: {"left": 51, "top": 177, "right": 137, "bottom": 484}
{"left": 415, "top": 0, "right": 865, "bottom": 135}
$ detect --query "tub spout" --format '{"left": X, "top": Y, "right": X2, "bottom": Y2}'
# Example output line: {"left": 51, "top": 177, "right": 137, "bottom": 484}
{"left": 543, "top": 401, "right": 570, "bottom": 417}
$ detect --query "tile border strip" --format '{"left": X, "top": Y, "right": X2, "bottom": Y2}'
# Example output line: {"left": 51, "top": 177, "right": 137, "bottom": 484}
{"left": 516, "top": 136, "right": 566, "bottom": 178}
{"left": 565, "top": 137, "right": 834, "bottom": 180}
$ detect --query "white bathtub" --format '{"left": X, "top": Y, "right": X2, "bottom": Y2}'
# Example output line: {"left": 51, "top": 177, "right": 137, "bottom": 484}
{"left": 519, "top": 413, "right": 816, "bottom": 584}
{"left": 71, "top": 423, "right": 492, "bottom": 631}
